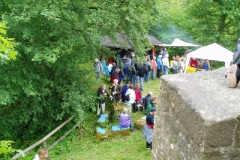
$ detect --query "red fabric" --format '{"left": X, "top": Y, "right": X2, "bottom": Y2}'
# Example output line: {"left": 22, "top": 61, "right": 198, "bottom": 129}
{"left": 108, "top": 58, "right": 114, "bottom": 64}
{"left": 190, "top": 58, "right": 198, "bottom": 67}
{"left": 150, "top": 59, "right": 157, "bottom": 70}
{"left": 111, "top": 72, "right": 120, "bottom": 83}
{"left": 134, "top": 87, "right": 142, "bottom": 101}
{"left": 146, "top": 123, "right": 154, "bottom": 129}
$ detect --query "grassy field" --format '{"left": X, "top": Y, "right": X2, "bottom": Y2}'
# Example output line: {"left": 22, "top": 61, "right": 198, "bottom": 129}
{"left": 53, "top": 130, "right": 152, "bottom": 160}
{"left": 52, "top": 76, "right": 161, "bottom": 160}
{"left": 20, "top": 73, "right": 161, "bottom": 160}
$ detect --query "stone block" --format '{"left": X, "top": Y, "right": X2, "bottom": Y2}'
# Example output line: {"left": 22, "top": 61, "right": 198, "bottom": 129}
{"left": 204, "top": 119, "right": 237, "bottom": 147}
{"left": 152, "top": 68, "right": 240, "bottom": 160}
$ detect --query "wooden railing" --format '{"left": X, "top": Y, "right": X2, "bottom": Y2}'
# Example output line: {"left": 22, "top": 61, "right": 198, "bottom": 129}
{"left": 12, "top": 115, "right": 86, "bottom": 160}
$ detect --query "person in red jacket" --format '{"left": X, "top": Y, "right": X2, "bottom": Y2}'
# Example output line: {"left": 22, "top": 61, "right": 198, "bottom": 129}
{"left": 189, "top": 57, "right": 198, "bottom": 68}
{"left": 111, "top": 68, "right": 120, "bottom": 84}
{"left": 133, "top": 83, "right": 142, "bottom": 112}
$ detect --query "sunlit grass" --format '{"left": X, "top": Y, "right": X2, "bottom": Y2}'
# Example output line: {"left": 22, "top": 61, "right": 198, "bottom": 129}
{"left": 54, "top": 130, "right": 152, "bottom": 160}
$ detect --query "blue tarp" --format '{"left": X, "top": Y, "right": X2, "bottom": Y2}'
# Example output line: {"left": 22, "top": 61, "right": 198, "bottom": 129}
{"left": 100, "top": 114, "right": 108, "bottom": 118}
{"left": 97, "top": 127, "right": 106, "bottom": 134}
{"left": 121, "top": 126, "right": 130, "bottom": 130}
{"left": 97, "top": 117, "right": 106, "bottom": 123}
{"left": 112, "top": 125, "right": 120, "bottom": 132}
{"left": 124, "top": 102, "right": 132, "bottom": 106}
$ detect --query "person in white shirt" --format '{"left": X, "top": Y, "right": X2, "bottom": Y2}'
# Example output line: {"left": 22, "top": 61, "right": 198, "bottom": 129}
{"left": 162, "top": 54, "right": 169, "bottom": 75}
{"left": 125, "top": 84, "right": 136, "bottom": 104}
{"left": 125, "top": 84, "right": 136, "bottom": 115}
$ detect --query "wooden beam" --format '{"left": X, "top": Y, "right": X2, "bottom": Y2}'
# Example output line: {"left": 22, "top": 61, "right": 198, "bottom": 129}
{"left": 48, "top": 117, "right": 86, "bottom": 150}
{"left": 12, "top": 115, "right": 75, "bottom": 160}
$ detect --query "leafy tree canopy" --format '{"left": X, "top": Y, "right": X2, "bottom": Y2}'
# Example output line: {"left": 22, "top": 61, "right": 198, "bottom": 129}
{"left": 0, "top": 22, "right": 17, "bottom": 63}
{"left": 0, "top": 0, "right": 160, "bottom": 140}
{"left": 184, "top": 0, "right": 240, "bottom": 49}
{"left": 150, "top": 0, "right": 240, "bottom": 51}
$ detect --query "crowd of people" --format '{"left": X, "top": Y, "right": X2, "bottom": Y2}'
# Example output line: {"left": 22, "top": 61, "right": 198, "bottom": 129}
{"left": 93, "top": 47, "right": 213, "bottom": 150}
{"left": 92, "top": 48, "right": 173, "bottom": 150}
{"left": 96, "top": 73, "right": 158, "bottom": 149}
{"left": 93, "top": 49, "right": 167, "bottom": 90}
{"left": 97, "top": 79, "right": 157, "bottom": 115}
{"left": 93, "top": 49, "right": 212, "bottom": 86}
{"left": 189, "top": 57, "right": 210, "bottom": 71}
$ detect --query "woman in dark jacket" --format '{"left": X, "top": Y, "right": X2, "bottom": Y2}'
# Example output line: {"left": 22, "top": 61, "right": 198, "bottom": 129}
{"left": 137, "top": 62, "right": 147, "bottom": 91}
{"left": 109, "top": 79, "right": 122, "bottom": 105}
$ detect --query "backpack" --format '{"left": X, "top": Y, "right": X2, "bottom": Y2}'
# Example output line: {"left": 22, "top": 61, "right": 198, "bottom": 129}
{"left": 146, "top": 101, "right": 153, "bottom": 114}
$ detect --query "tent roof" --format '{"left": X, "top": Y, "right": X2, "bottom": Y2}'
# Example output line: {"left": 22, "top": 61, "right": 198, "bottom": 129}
{"left": 171, "top": 38, "right": 199, "bottom": 47}
{"left": 187, "top": 43, "right": 234, "bottom": 62}
{"left": 100, "top": 33, "right": 161, "bottom": 49}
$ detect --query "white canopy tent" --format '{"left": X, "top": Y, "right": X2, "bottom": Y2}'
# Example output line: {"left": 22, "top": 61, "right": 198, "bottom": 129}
{"left": 185, "top": 43, "right": 234, "bottom": 73}
{"left": 158, "top": 38, "right": 199, "bottom": 47}
{"left": 171, "top": 38, "right": 199, "bottom": 47}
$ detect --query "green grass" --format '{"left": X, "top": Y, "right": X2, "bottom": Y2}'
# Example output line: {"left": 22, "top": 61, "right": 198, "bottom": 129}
{"left": 51, "top": 74, "right": 160, "bottom": 160}
{"left": 52, "top": 130, "right": 152, "bottom": 160}
{"left": 19, "top": 73, "right": 161, "bottom": 160}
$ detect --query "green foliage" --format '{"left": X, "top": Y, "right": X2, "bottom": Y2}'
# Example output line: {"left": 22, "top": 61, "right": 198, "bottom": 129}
{"left": 0, "top": 22, "right": 17, "bottom": 63}
{"left": 0, "top": 0, "right": 160, "bottom": 141}
{"left": 149, "top": 0, "right": 195, "bottom": 44}
{"left": 184, "top": 0, "right": 240, "bottom": 50}
{"left": 150, "top": 0, "right": 240, "bottom": 51}
{"left": 0, "top": 140, "right": 24, "bottom": 159}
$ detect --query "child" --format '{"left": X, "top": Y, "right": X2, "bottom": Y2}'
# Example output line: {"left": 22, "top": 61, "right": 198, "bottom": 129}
{"left": 33, "top": 148, "right": 49, "bottom": 160}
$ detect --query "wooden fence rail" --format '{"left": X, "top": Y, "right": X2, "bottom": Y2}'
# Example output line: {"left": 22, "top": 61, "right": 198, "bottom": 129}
{"left": 48, "top": 117, "right": 86, "bottom": 150}
{"left": 12, "top": 115, "right": 86, "bottom": 160}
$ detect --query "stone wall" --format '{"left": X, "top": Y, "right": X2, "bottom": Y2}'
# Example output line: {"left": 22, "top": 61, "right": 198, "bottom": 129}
{"left": 152, "top": 68, "right": 240, "bottom": 160}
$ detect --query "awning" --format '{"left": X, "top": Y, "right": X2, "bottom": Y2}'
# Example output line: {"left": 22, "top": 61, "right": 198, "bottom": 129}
{"left": 100, "top": 33, "right": 161, "bottom": 49}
